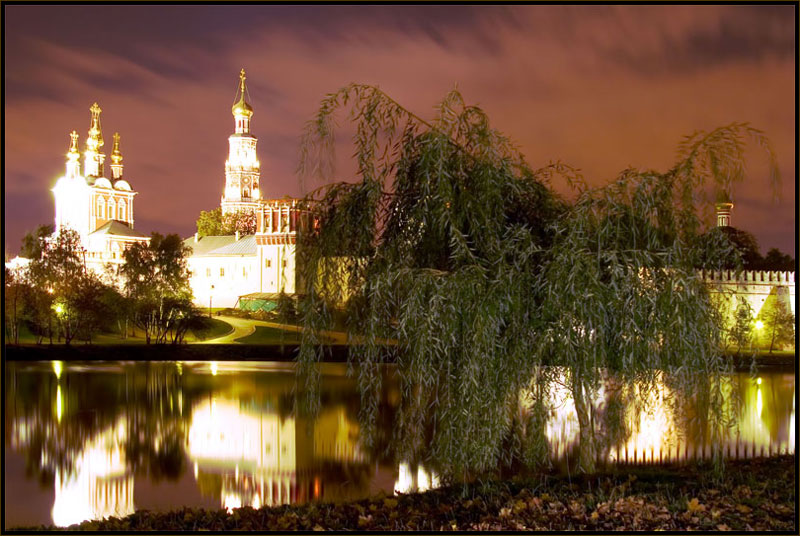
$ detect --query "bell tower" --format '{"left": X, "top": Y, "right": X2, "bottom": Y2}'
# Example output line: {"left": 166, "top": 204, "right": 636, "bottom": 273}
{"left": 715, "top": 191, "right": 733, "bottom": 228}
{"left": 221, "top": 68, "right": 261, "bottom": 215}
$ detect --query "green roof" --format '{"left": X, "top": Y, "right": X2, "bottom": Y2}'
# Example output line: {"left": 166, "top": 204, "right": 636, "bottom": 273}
{"left": 183, "top": 235, "right": 256, "bottom": 256}
{"left": 89, "top": 220, "right": 148, "bottom": 238}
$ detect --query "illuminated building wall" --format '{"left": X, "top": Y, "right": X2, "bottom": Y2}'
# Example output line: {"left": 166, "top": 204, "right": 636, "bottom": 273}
{"left": 702, "top": 270, "right": 795, "bottom": 349}
{"left": 184, "top": 198, "right": 302, "bottom": 307}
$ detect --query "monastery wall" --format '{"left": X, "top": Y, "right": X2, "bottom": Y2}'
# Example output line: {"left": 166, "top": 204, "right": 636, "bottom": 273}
{"left": 700, "top": 269, "right": 795, "bottom": 350}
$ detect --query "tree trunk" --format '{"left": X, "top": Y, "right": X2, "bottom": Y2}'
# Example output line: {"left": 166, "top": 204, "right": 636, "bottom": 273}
{"left": 769, "top": 313, "right": 777, "bottom": 353}
{"left": 572, "top": 371, "right": 596, "bottom": 474}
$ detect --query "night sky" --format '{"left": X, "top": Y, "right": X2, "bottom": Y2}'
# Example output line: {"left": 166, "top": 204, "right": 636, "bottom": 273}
{"left": 4, "top": 5, "right": 796, "bottom": 257}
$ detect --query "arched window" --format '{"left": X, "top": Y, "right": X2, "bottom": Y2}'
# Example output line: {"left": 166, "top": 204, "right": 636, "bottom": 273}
{"left": 118, "top": 200, "right": 127, "bottom": 221}
{"left": 243, "top": 188, "right": 250, "bottom": 199}
{"left": 108, "top": 199, "right": 115, "bottom": 220}
{"left": 97, "top": 197, "right": 105, "bottom": 219}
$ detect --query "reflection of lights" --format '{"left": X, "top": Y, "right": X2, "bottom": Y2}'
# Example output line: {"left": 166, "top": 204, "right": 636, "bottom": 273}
{"left": 194, "top": 462, "right": 199, "bottom": 480}
{"left": 757, "top": 377, "right": 762, "bottom": 385}
{"left": 394, "top": 462, "right": 439, "bottom": 494}
{"left": 223, "top": 494, "right": 241, "bottom": 513}
{"left": 790, "top": 390, "right": 795, "bottom": 451}
{"left": 395, "top": 462, "right": 412, "bottom": 494}
{"left": 51, "top": 417, "right": 133, "bottom": 527}
{"left": 210, "top": 362, "right": 218, "bottom": 376}
{"left": 624, "top": 380, "right": 672, "bottom": 461}
{"left": 187, "top": 398, "right": 296, "bottom": 471}
{"left": 53, "top": 361, "right": 63, "bottom": 380}
{"left": 314, "top": 477, "right": 321, "bottom": 499}
{"left": 757, "top": 385, "right": 763, "bottom": 418}
{"left": 417, "top": 466, "right": 430, "bottom": 492}
{"left": 176, "top": 362, "right": 183, "bottom": 375}
{"left": 56, "top": 385, "right": 63, "bottom": 422}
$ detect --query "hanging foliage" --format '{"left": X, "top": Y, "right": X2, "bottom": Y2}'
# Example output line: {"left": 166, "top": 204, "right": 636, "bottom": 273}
{"left": 296, "top": 84, "right": 780, "bottom": 480}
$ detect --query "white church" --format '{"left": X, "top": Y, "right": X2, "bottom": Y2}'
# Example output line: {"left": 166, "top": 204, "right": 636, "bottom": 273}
{"left": 50, "top": 102, "right": 150, "bottom": 274}
{"left": 183, "top": 69, "right": 304, "bottom": 309}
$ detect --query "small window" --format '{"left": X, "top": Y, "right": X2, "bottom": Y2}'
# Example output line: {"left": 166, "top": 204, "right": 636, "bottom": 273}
{"left": 243, "top": 267, "right": 246, "bottom": 277}
{"left": 206, "top": 268, "right": 211, "bottom": 277}
{"left": 282, "top": 259, "right": 287, "bottom": 268}
{"left": 220, "top": 267, "right": 225, "bottom": 277}
{"left": 265, "top": 259, "right": 271, "bottom": 268}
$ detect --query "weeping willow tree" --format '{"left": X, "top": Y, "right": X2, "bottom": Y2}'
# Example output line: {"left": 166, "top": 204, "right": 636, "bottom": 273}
{"left": 296, "top": 84, "right": 779, "bottom": 480}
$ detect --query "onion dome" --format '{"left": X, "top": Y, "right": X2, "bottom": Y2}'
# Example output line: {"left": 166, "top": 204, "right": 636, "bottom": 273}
{"left": 231, "top": 68, "right": 254, "bottom": 117}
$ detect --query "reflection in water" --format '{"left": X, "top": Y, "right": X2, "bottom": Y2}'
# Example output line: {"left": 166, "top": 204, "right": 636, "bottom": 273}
{"left": 536, "top": 371, "right": 795, "bottom": 465}
{"left": 52, "top": 417, "right": 134, "bottom": 527}
{"left": 394, "top": 462, "right": 439, "bottom": 494}
{"left": 4, "top": 361, "right": 795, "bottom": 528}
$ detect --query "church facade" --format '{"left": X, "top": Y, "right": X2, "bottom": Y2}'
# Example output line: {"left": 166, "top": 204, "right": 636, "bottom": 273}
{"left": 184, "top": 70, "right": 302, "bottom": 309}
{"left": 51, "top": 103, "right": 149, "bottom": 275}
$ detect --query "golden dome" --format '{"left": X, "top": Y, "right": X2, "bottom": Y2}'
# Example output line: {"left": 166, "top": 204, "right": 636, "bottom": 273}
{"left": 231, "top": 68, "right": 253, "bottom": 117}
{"left": 232, "top": 95, "right": 254, "bottom": 116}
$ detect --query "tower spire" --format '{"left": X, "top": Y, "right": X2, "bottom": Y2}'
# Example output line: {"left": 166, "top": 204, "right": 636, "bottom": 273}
{"left": 231, "top": 68, "right": 254, "bottom": 134}
{"left": 111, "top": 132, "right": 124, "bottom": 179}
{"left": 66, "top": 130, "right": 81, "bottom": 178}
{"left": 84, "top": 102, "right": 106, "bottom": 176}
{"left": 87, "top": 102, "right": 104, "bottom": 150}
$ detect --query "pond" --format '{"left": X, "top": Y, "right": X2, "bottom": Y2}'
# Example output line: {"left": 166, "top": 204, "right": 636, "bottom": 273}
{"left": 3, "top": 360, "right": 795, "bottom": 528}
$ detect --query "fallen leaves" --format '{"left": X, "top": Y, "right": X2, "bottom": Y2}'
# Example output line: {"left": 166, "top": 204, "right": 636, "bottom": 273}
{"left": 687, "top": 497, "right": 706, "bottom": 513}
{"left": 14, "top": 456, "right": 794, "bottom": 532}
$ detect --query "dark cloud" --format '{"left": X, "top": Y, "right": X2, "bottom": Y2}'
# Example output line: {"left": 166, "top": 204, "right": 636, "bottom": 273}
{"left": 605, "top": 5, "right": 795, "bottom": 77}
{"left": 3, "top": 5, "right": 795, "bottom": 258}
{"left": 4, "top": 190, "right": 55, "bottom": 255}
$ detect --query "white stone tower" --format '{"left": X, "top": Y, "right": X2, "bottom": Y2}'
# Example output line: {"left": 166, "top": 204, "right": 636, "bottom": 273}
{"left": 221, "top": 68, "right": 261, "bottom": 216}
{"left": 716, "top": 192, "right": 733, "bottom": 227}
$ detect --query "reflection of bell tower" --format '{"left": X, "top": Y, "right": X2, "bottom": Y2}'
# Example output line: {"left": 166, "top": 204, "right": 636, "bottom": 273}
{"left": 221, "top": 68, "right": 261, "bottom": 216}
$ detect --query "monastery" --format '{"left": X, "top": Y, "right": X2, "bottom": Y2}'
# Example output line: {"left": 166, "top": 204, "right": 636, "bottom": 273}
{"left": 5, "top": 68, "right": 791, "bottom": 346}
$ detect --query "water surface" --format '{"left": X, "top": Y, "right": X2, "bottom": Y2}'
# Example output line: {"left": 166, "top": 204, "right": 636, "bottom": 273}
{"left": 4, "top": 360, "right": 794, "bottom": 528}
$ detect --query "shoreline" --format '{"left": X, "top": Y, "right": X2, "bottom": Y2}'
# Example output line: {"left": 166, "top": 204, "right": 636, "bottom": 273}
{"left": 8, "top": 455, "right": 795, "bottom": 531}
{"left": 3, "top": 343, "right": 795, "bottom": 372}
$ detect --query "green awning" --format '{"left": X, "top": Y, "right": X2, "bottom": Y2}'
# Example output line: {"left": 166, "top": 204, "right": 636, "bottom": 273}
{"left": 236, "top": 292, "right": 282, "bottom": 312}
